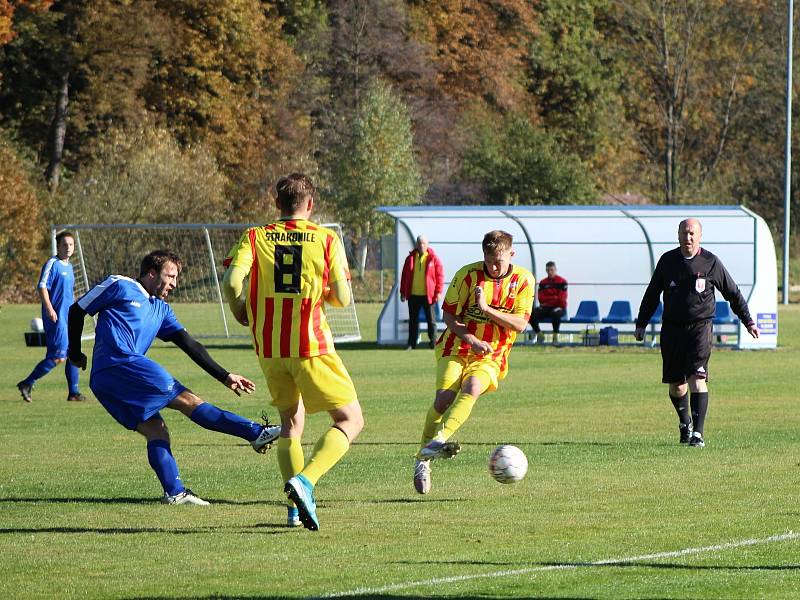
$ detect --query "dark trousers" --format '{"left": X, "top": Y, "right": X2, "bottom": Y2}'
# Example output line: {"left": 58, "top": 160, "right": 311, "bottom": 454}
{"left": 530, "top": 306, "right": 565, "bottom": 333}
{"left": 408, "top": 295, "right": 436, "bottom": 348}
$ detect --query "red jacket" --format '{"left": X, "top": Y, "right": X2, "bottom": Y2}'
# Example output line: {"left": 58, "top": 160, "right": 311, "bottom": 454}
{"left": 400, "top": 247, "right": 445, "bottom": 304}
{"left": 537, "top": 275, "right": 568, "bottom": 309}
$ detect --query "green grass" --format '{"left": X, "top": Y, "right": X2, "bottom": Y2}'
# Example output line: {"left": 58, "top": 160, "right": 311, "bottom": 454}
{"left": 2, "top": 302, "right": 800, "bottom": 599}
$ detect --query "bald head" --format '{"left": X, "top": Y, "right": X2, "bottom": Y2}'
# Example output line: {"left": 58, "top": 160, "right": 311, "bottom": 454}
{"left": 415, "top": 236, "right": 429, "bottom": 254}
{"left": 678, "top": 218, "right": 702, "bottom": 258}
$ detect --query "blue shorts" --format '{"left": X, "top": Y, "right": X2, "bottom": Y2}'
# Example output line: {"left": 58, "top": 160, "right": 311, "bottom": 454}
{"left": 90, "top": 358, "right": 187, "bottom": 430}
{"left": 43, "top": 317, "right": 68, "bottom": 360}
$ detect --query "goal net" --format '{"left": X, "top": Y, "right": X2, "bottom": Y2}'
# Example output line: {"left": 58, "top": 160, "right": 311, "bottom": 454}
{"left": 52, "top": 223, "right": 361, "bottom": 342}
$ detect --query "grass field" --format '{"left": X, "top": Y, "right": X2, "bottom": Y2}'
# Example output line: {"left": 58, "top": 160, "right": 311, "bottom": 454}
{"left": 2, "top": 302, "right": 800, "bottom": 599}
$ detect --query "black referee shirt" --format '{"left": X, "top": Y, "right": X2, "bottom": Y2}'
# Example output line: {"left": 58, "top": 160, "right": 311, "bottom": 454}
{"left": 635, "top": 247, "right": 753, "bottom": 328}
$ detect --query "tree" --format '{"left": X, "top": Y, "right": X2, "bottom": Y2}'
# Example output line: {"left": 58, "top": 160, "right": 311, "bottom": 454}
{"left": 461, "top": 111, "right": 596, "bottom": 204}
{"left": 0, "top": 132, "right": 44, "bottom": 302}
{"left": 526, "top": 0, "right": 635, "bottom": 195}
{"left": 327, "top": 78, "right": 424, "bottom": 275}
{"left": 609, "top": 0, "right": 773, "bottom": 203}
{"left": 58, "top": 124, "right": 229, "bottom": 225}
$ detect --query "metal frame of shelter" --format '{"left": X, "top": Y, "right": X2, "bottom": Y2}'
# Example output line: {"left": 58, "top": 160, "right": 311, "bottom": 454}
{"left": 376, "top": 205, "right": 777, "bottom": 349}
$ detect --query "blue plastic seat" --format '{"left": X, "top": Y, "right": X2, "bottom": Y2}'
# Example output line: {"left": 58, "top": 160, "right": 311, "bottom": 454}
{"left": 602, "top": 300, "right": 633, "bottom": 324}
{"left": 418, "top": 303, "right": 442, "bottom": 323}
{"left": 570, "top": 300, "right": 600, "bottom": 323}
{"left": 713, "top": 301, "right": 736, "bottom": 324}
{"left": 648, "top": 302, "right": 663, "bottom": 324}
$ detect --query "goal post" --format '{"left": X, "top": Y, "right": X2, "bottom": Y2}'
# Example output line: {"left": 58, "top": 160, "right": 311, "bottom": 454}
{"left": 51, "top": 223, "right": 362, "bottom": 342}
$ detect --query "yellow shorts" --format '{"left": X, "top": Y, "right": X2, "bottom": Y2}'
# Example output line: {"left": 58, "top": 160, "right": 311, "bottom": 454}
{"left": 258, "top": 353, "right": 357, "bottom": 414}
{"left": 436, "top": 354, "right": 501, "bottom": 395}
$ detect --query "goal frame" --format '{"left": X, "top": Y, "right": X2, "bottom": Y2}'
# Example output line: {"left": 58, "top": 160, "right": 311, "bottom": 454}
{"left": 51, "top": 222, "right": 362, "bottom": 343}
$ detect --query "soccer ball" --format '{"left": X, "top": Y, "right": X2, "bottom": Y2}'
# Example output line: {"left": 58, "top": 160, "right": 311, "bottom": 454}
{"left": 30, "top": 317, "right": 44, "bottom": 333}
{"left": 488, "top": 444, "right": 528, "bottom": 484}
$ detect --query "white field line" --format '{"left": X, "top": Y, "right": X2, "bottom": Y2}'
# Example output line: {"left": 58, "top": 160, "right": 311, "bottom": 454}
{"left": 313, "top": 531, "right": 799, "bottom": 599}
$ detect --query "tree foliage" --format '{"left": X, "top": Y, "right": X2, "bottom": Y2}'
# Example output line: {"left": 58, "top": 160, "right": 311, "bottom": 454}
{"left": 0, "top": 132, "right": 44, "bottom": 302}
{"left": 0, "top": 0, "right": 798, "bottom": 301}
{"left": 327, "top": 78, "right": 423, "bottom": 273}
{"left": 59, "top": 125, "right": 229, "bottom": 224}
{"left": 461, "top": 111, "right": 596, "bottom": 204}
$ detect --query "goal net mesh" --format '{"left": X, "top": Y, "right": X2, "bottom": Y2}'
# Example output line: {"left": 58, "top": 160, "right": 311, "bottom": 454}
{"left": 56, "top": 223, "right": 361, "bottom": 342}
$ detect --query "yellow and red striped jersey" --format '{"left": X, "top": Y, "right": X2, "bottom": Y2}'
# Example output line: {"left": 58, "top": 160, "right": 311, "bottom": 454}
{"left": 224, "top": 219, "right": 350, "bottom": 358}
{"left": 437, "top": 261, "right": 534, "bottom": 377}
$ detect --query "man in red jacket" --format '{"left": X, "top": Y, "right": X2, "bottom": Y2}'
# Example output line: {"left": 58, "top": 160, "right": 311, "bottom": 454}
{"left": 400, "top": 236, "right": 445, "bottom": 349}
{"left": 530, "top": 261, "right": 568, "bottom": 344}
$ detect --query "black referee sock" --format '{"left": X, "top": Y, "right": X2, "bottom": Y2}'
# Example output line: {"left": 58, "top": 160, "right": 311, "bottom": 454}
{"left": 690, "top": 392, "right": 709, "bottom": 436}
{"left": 669, "top": 393, "right": 692, "bottom": 427}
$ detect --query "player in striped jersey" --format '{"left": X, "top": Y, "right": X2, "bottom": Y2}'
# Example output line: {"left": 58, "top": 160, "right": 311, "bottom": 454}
{"left": 222, "top": 173, "right": 363, "bottom": 530}
{"left": 413, "top": 230, "right": 534, "bottom": 494}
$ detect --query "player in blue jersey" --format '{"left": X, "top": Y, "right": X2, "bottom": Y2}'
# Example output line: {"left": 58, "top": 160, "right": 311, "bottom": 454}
{"left": 17, "top": 231, "right": 85, "bottom": 403}
{"left": 67, "top": 250, "right": 282, "bottom": 506}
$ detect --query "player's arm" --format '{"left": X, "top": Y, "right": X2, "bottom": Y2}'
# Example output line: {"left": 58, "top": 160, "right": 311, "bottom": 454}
{"left": 324, "top": 235, "right": 351, "bottom": 307}
{"left": 222, "top": 265, "right": 249, "bottom": 327}
{"left": 324, "top": 278, "right": 351, "bottom": 308}
{"left": 39, "top": 286, "right": 57, "bottom": 322}
{"left": 442, "top": 310, "right": 493, "bottom": 355}
{"left": 67, "top": 302, "right": 88, "bottom": 370}
{"left": 634, "top": 259, "right": 665, "bottom": 340}
{"left": 712, "top": 261, "right": 759, "bottom": 339}
{"left": 164, "top": 329, "right": 255, "bottom": 396}
{"left": 474, "top": 286, "right": 528, "bottom": 333}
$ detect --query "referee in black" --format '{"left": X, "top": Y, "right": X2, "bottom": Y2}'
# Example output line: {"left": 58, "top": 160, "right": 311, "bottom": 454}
{"left": 634, "top": 218, "right": 759, "bottom": 448}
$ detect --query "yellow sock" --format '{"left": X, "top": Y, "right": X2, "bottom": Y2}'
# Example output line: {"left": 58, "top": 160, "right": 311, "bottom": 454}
{"left": 301, "top": 427, "right": 350, "bottom": 486}
{"left": 277, "top": 437, "right": 304, "bottom": 507}
{"left": 440, "top": 391, "right": 477, "bottom": 440}
{"left": 420, "top": 405, "right": 443, "bottom": 447}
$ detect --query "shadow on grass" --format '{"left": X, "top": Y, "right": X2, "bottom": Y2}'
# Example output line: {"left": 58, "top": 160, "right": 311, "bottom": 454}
{"left": 0, "top": 496, "right": 285, "bottom": 507}
{"left": 394, "top": 558, "right": 800, "bottom": 572}
{"left": 130, "top": 596, "right": 590, "bottom": 600}
{"left": 0, "top": 524, "right": 291, "bottom": 535}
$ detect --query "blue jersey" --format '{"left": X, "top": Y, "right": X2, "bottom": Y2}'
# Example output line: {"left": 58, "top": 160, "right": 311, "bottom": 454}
{"left": 77, "top": 276, "right": 184, "bottom": 374}
{"left": 38, "top": 257, "right": 74, "bottom": 320}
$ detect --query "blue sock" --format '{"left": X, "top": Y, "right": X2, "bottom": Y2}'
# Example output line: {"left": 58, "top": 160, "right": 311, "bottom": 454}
{"left": 189, "top": 402, "right": 262, "bottom": 441}
{"left": 65, "top": 360, "right": 80, "bottom": 395}
{"left": 24, "top": 358, "right": 57, "bottom": 386}
{"left": 147, "top": 440, "right": 183, "bottom": 496}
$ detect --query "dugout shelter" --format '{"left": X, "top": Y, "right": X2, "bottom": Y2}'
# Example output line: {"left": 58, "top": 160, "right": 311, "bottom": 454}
{"left": 376, "top": 205, "right": 778, "bottom": 350}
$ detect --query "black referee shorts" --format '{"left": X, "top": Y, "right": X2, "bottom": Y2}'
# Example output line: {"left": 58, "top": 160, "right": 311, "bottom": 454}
{"left": 659, "top": 319, "right": 713, "bottom": 384}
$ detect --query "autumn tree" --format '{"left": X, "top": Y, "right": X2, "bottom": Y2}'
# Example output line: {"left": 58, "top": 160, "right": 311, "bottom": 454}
{"left": 0, "top": 132, "right": 44, "bottom": 302}
{"left": 327, "top": 78, "right": 424, "bottom": 275}
{"left": 59, "top": 124, "right": 229, "bottom": 225}
{"left": 609, "top": 0, "right": 773, "bottom": 203}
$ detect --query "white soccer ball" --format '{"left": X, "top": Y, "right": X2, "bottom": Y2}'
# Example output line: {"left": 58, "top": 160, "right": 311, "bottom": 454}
{"left": 488, "top": 444, "right": 528, "bottom": 484}
{"left": 30, "top": 317, "right": 44, "bottom": 333}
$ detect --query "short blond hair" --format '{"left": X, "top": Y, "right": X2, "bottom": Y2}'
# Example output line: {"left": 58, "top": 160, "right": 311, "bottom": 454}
{"left": 482, "top": 230, "right": 513, "bottom": 255}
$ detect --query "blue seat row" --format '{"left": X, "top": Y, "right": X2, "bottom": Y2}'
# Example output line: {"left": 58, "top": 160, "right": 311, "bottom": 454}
{"left": 567, "top": 300, "right": 735, "bottom": 325}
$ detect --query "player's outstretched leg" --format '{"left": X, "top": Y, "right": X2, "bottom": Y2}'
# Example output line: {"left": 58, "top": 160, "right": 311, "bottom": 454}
{"left": 187, "top": 401, "right": 280, "bottom": 452}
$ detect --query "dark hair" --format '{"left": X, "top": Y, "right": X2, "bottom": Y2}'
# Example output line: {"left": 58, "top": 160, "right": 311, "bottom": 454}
{"left": 276, "top": 173, "right": 315, "bottom": 212}
{"left": 546, "top": 261, "right": 556, "bottom": 269}
{"left": 139, "top": 250, "right": 182, "bottom": 278}
{"left": 482, "top": 230, "right": 513, "bottom": 255}
{"left": 55, "top": 230, "right": 75, "bottom": 244}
